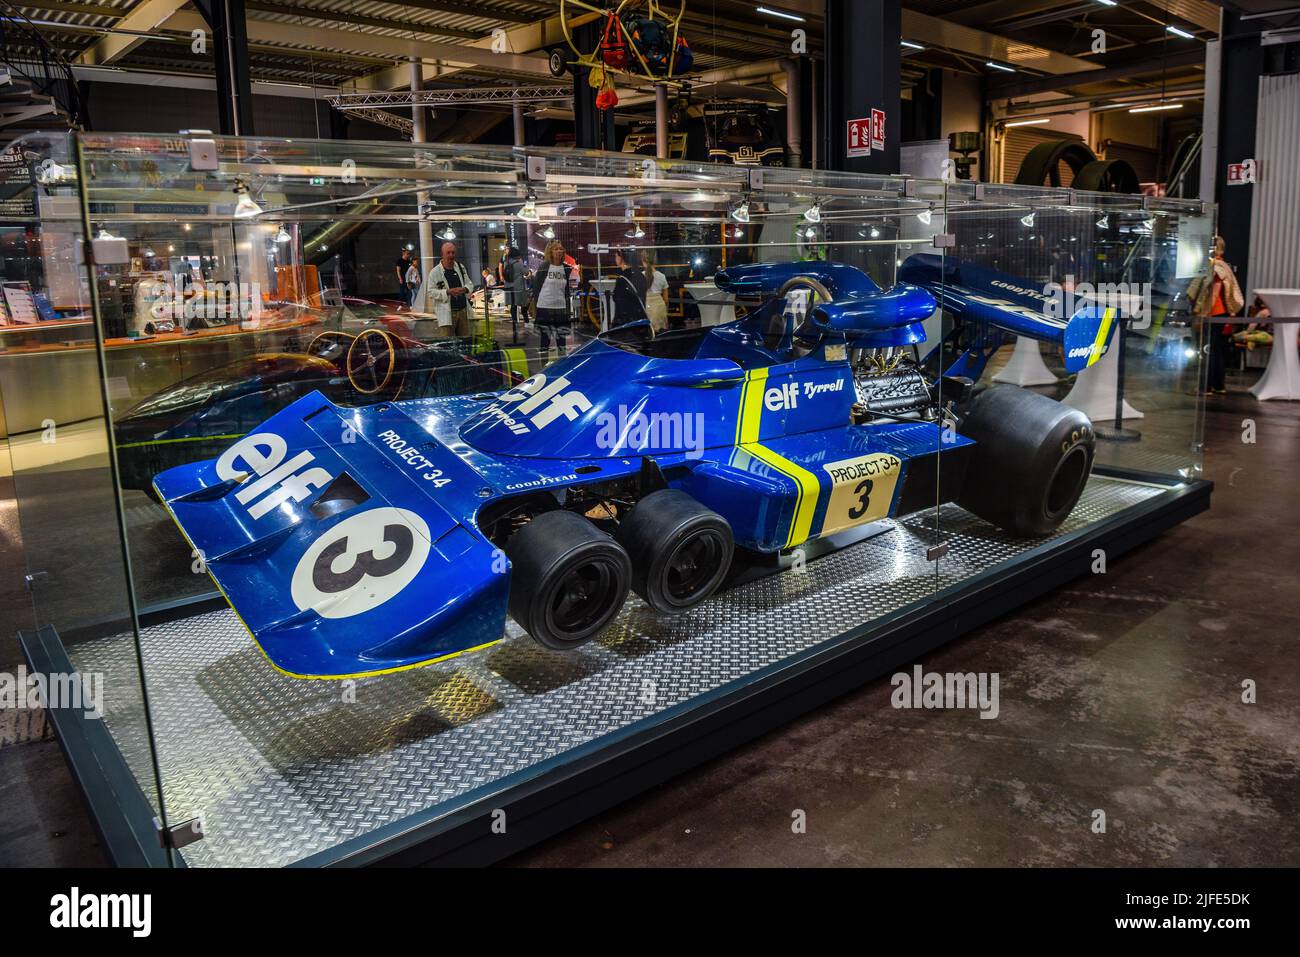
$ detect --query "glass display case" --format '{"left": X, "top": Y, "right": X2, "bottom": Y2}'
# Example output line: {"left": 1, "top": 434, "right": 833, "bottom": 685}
{"left": 3, "top": 131, "right": 1212, "bottom": 867}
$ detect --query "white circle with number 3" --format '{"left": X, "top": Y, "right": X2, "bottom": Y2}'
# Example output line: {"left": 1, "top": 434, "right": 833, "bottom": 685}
{"left": 291, "top": 507, "right": 431, "bottom": 619}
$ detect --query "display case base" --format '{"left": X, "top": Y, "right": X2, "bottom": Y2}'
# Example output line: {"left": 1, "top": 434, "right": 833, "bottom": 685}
{"left": 23, "top": 470, "right": 1210, "bottom": 868}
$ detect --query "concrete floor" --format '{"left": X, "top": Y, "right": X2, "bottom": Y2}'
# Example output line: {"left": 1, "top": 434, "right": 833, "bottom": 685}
{"left": 1, "top": 358, "right": 1298, "bottom": 868}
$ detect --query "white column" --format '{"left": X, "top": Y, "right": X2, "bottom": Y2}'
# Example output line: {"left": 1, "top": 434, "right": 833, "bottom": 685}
{"left": 655, "top": 83, "right": 669, "bottom": 159}
{"left": 411, "top": 58, "right": 435, "bottom": 312}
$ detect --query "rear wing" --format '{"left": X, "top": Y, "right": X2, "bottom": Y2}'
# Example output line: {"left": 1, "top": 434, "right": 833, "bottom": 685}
{"left": 900, "top": 254, "right": 1120, "bottom": 373}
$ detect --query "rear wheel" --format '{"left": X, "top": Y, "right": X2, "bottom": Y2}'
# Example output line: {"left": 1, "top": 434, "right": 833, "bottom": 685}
{"left": 506, "top": 510, "right": 632, "bottom": 649}
{"left": 956, "top": 385, "right": 1095, "bottom": 536}
{"left": 617, "top": 489, "right": 734, "bottom": 613}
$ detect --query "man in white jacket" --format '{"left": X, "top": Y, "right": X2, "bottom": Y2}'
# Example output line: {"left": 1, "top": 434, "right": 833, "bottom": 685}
{"left": 425, "top": 241, "right": 474, "bottom": 337}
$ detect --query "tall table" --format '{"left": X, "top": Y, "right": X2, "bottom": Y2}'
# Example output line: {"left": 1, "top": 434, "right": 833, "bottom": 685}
{"left": 685, "top": 282, "right": 737, "bottom": 327}
{"left": 1250, "top": 289, "right": 1300, "bottom": 401}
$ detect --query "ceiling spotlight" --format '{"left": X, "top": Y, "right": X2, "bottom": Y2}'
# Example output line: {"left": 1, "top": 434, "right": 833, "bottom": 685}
{"left": 275, "top": 224, "right": 291, "bottom": 244}
{"left": 232, "top": 179, "right": 261, "bottom": 219}
{"left": 803, "top": 202, "right": 822, "bottom": 224}
{"left": 541, "top": 225, "right": 556, "bottom": 239}
{"left": 870, "top": 226, "right": 881, "bottom": 238}
{"left": 803, "top": 226, "right": 819, "bottom": 239}
{"left": 756, "top": 6, "right": 804, "bottom": 22}
{"left": 733, "top": 226, "right": 745, "bottom": 238}
{"left": 1166, "top": 25, "right": 1195, "bottom": 39}
{"left": 626, "top": 225, "right": 645, "bottom": 239}
{"left": 985, "top": 61, "right": 1016, "bottom": 73}
{"left": 143, "top": 247, "right": 155, "bottom": 258}
{"left": 517, "top": 193, "right": 540, "bottom": 222}
{"left": 916, "top": 206, "right": 933, "bottom": 226}
{"left": 167, "top": 244, "right": 175, "bottom": 252}
{"left": 730, "top": 199, "right": 751, "bottom": 223}
{"left": 1096, "top": 215, "right": 1110, "bottom": 229}
{"left": 182, "top": 223, "right": 192, "bottom": 232}
{"left": 1021, "top": 211, "right": 1036, "bottom": 227}
{"left": 439, "top": 225, "right": 456, "bottom": 241}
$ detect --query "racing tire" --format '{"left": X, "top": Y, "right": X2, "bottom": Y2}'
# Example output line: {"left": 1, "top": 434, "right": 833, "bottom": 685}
{"left": 506, "top": 510, "right": 632, "bottom": 649}
{"left": 956, "top": 385, "right": 1095, "bottom": 537}
{"left": 617, "top": 489, "right": 733, "bottom": 613}
{"left": 548, "top": 47, "right": 568, "bottom": 77}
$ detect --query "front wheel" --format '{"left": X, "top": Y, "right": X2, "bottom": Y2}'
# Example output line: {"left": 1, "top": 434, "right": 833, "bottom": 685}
{"left": 956, "top": 385, "right": 1095, "bottom": 536}
{"left": 506, "top": 510, "right": 632, "bottom": 649}
{"left": 617, "top": 489, "right": 734, "bottom": 613}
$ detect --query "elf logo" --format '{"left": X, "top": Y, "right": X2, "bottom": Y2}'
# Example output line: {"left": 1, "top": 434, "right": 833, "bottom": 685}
{"left": 496, "top": 373, "right": 592, "bottom": 433}
{"left": 216, "top": 432, "right": 332, "bottom": 520}
{"left": 50, "top": 887, "right": 151, "bottom": 937}
{"left": 765, "top": 382, "right": 799, "bottom": 412}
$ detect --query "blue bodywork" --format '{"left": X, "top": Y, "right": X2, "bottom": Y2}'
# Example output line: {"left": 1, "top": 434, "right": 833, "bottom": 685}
{"left": 154, "top": 257, "right": 1118, "bottom": 678}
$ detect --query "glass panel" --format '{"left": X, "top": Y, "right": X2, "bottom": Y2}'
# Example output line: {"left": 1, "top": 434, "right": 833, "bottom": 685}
{"left": 53, "top": 132, "right": 1209, "bottom": 866}
{"left": 0, "top": 131, "right": 171, "bottom": 852}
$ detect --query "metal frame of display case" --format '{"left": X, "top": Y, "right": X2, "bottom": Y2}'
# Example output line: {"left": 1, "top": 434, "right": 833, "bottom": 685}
{"left": 21, "top": 466, "right": 1210, "bottom": 868}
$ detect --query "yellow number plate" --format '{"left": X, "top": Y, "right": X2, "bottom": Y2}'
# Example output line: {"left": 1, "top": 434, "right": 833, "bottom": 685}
{"left": 820, "top": 453, "right": 902, "bottom": 536}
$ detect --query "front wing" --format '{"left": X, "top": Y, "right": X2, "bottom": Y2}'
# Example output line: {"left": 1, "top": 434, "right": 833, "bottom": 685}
{"left": 153, "top": 392, "right": 508, "bottom": 679}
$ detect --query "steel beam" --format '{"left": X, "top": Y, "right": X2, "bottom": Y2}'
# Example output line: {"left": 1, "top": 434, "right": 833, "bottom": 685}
{"left": 75, "top": 0, "right": 187, "bottom": 65}
{"left": 194, "top": 0, "right": 254, "bottom": 135}
{"left": 353, "top": 10, "right": 593, "bottom": 91}
{"left": 989, "top": 47, "right": 1204, "bottom": 98}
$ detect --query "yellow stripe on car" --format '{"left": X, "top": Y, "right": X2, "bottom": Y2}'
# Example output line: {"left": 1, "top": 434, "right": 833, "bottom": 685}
{"left": 1087, "top": 307, "right": 1114, "bottom": 368}
{"left": 734, "top": 368, "right": 821, "bottom": 548}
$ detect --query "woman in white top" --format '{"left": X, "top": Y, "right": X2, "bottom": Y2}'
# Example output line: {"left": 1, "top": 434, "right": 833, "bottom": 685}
{"left": 529, "top": 240, "right": 573, "bottom": 359}
{"left": 642, "top": 249, "right": 669, "bottom": 334}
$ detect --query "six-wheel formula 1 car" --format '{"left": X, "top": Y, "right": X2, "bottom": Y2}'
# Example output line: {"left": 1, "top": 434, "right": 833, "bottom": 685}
{"left": 154, "top": 257, "right": 1119, "bottom": 678}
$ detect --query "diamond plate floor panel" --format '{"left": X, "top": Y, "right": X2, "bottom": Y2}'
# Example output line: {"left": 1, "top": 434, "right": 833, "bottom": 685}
{"left": 68, "top": 476, "right": 1167, "bottom": 867}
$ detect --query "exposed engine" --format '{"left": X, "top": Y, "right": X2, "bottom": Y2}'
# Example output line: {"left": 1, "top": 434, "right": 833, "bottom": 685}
{"left": 850, "top": 349, "right": 935, "bottom": 422}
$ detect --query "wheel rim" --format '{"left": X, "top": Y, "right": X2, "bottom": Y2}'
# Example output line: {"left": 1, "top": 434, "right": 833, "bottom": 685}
{"left": 347, "top": 329, "right": 396, "bottom": 394}
{"left": 662, "top": 528, "right": 727, "bottom": 606}
{"left": 547, "top": 557, "right": 620, "bottom": 638}
{"left": 1046, "top": 444, "right": 1089, "bottom": 517}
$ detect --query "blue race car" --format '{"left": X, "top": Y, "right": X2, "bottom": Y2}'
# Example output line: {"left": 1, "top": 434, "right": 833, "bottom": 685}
{"left": 154, "top": 257, "right": 1118, "bottom": 679}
